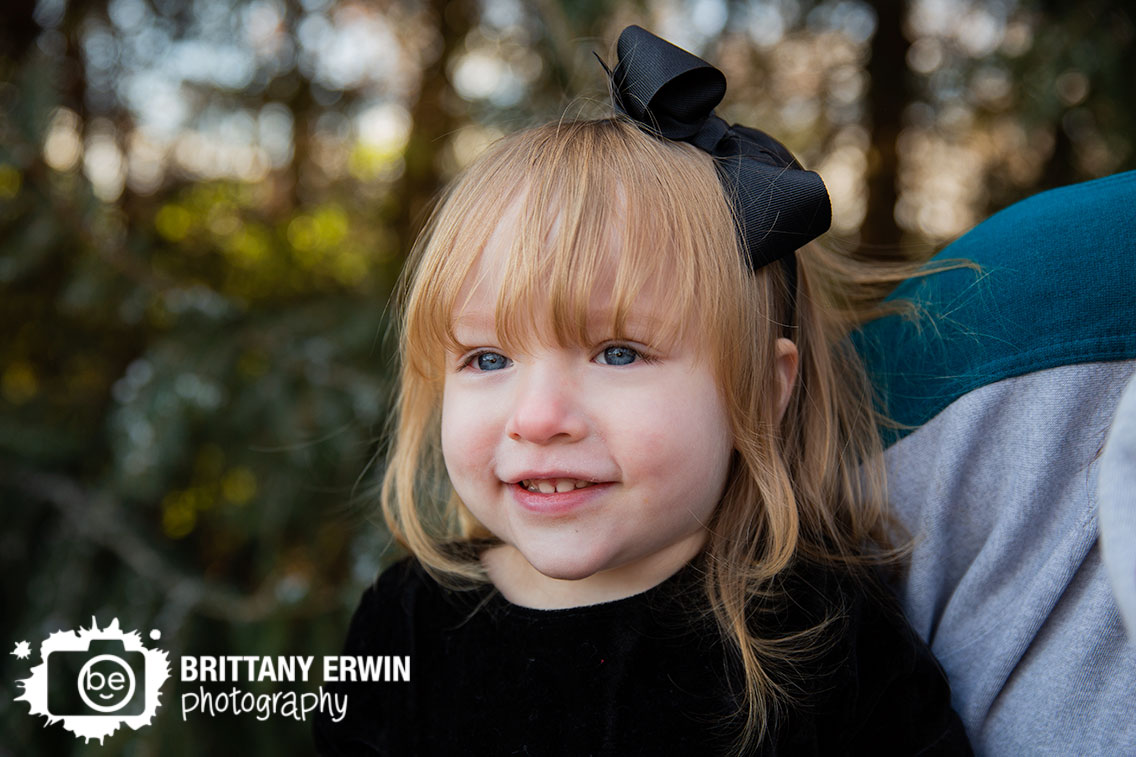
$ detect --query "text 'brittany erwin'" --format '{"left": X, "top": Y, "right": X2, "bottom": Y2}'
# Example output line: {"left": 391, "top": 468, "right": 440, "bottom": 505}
{"left": 180, "top": 655, "right": 411, "bottom": 683}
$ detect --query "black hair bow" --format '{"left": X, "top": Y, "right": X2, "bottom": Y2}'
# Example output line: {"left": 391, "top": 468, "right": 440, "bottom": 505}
{"left": 602, "top": 25, "right": 831, "bottom": 272}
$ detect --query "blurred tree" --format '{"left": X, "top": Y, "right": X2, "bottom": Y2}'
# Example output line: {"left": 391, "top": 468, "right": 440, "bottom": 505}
{"left": 860, "top": 0, "right": 910, "bottom": 258}
{"left": 1, "top": 0, "right": 423, "bottom": 753}
{"left": 1023, "top": 0, "right": 1134, "bottom": 194}
{"left": 395, "top": 0, "right": 477, "bottom": 251}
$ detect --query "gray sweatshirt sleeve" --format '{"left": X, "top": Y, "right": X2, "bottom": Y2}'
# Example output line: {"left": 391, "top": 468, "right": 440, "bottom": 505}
{"left": 1100, "top": 370, "right": 1136, "bottom": 642}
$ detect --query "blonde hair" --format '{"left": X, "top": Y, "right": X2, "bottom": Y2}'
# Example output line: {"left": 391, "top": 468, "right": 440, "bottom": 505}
{"left": 382, "top": 117, "right": 902, "bottom": 752}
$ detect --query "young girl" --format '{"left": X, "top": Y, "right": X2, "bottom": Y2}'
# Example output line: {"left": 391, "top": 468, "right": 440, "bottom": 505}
{"left": 316, "top": 26, "right": 970, "bottom": 756}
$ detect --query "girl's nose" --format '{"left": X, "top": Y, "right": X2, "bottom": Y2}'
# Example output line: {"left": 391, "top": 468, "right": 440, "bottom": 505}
{"left": 504, "top": 365, "right": 587, "bottom": 444}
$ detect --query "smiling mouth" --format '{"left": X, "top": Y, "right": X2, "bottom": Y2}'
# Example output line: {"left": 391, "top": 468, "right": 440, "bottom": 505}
{"left": 519, "top": 478, "right": 598, "bottom": 493}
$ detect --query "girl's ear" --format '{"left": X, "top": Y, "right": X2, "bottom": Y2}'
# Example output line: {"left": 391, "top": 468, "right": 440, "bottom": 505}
{"left": 775, "top": 338, "right": 799, "bottom": 422}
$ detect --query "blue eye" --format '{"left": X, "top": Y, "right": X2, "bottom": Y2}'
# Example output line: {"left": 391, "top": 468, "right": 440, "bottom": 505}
{"left": 598, "top": 345, "right": 639, "bottom": 366}
{"left": 472, "top": 352, "right": 510, "bottom": 371}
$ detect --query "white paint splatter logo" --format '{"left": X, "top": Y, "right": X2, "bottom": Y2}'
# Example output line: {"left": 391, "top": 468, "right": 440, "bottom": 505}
{"left": 13, "top": 618, "right": 171, "bottom": 744}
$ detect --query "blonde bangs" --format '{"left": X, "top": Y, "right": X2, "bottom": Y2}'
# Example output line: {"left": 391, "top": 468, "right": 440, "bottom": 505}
{"left": 401, "top": 118, "right": 746, "bottom": 381}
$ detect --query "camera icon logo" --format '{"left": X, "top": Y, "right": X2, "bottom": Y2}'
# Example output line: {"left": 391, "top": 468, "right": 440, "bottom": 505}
{"left": 46, "top": 639, "right": 146, "bottom": 717}
{"left": 14, "top": 618, "right": 170, "bottom": 743}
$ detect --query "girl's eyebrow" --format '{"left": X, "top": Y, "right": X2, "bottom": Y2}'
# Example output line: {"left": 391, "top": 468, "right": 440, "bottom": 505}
{"left": 611, "top": 310, "right": 665, "bottom": 330}
{"left": 449, "top": 311, "right": 501, "bottom": 353}
{"left": 450, "top": 307, "right": 672, "bottom": 342}
{"left": 587, "top": 308, "right": 670, "bottom": 339}
{"left": 451, "top": 310, "right": 495, "bottom": 332}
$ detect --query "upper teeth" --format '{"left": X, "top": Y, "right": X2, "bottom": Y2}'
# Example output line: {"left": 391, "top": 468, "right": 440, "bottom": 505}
{"left": 522, "top": 479, "right": 595, "bottom": 493}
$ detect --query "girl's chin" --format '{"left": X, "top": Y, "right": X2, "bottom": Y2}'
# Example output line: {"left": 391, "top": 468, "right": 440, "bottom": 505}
{"left": 516, "top": 546, "right": 612, "bottom": 583}
{"left": 483, "top": 542, "right": 627, "bottom": 605}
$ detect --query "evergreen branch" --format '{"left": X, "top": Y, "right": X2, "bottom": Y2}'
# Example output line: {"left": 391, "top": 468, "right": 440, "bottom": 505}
{"left": 2, "top": 465, "right": 283, "bottom": 623}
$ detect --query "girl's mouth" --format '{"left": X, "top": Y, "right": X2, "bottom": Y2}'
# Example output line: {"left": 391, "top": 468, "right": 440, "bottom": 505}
{"left": 510, "top": 479, "right": 612, "bottom": 516}
{"left": 520, "top": 478, "right": 597, "bottom": 493}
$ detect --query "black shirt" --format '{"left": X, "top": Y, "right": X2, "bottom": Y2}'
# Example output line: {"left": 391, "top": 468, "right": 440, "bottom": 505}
{"left": 314, "top": 555, "right": 970, "bottom": 756}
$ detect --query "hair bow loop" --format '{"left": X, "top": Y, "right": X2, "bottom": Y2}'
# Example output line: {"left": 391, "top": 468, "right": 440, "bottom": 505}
{"left": 611, "top": 25, "right": 726, "bottom": 142}
{"left": 602, "top": 25, "right": 832, "bottom": 271}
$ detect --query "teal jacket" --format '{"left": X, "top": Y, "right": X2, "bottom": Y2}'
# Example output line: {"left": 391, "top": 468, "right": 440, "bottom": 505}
{"left": 855, "top": 171, "right": 1136, "bottom": 755}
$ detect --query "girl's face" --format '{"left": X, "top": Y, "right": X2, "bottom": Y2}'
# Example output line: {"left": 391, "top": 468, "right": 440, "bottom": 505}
{"left": 439, "top": 215, "right": 734, "bottom": 608}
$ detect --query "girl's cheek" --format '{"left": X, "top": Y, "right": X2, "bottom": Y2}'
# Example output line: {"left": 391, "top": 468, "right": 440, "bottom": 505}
{"left": 439, "top": 387, "right": 467, "bottom": 468}
{"left": 440, "top": 386, "right": 498, "bottom": 467}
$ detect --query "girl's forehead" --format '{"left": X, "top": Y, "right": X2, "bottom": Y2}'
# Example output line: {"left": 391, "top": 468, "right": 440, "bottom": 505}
{"left": 451, "top": 268, "right": 669, "bottom": 339}
{"left": 449, "top": 214, "right": 674, "bottom": 344}
{"left": 435, "top": 176, "right": 704, "bottom": 356}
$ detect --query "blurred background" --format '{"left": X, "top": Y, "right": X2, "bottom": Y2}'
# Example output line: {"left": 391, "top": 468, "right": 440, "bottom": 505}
{"left": 1, "top": 0, "right": 1132, "bottom": 753}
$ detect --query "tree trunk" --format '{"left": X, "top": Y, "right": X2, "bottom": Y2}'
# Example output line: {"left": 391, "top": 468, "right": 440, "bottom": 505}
{"left": 858, "top": 0, "right": 909, "bottom": 261}
{"left": 393, "top": 0, "right": 478, "bottom": 258}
